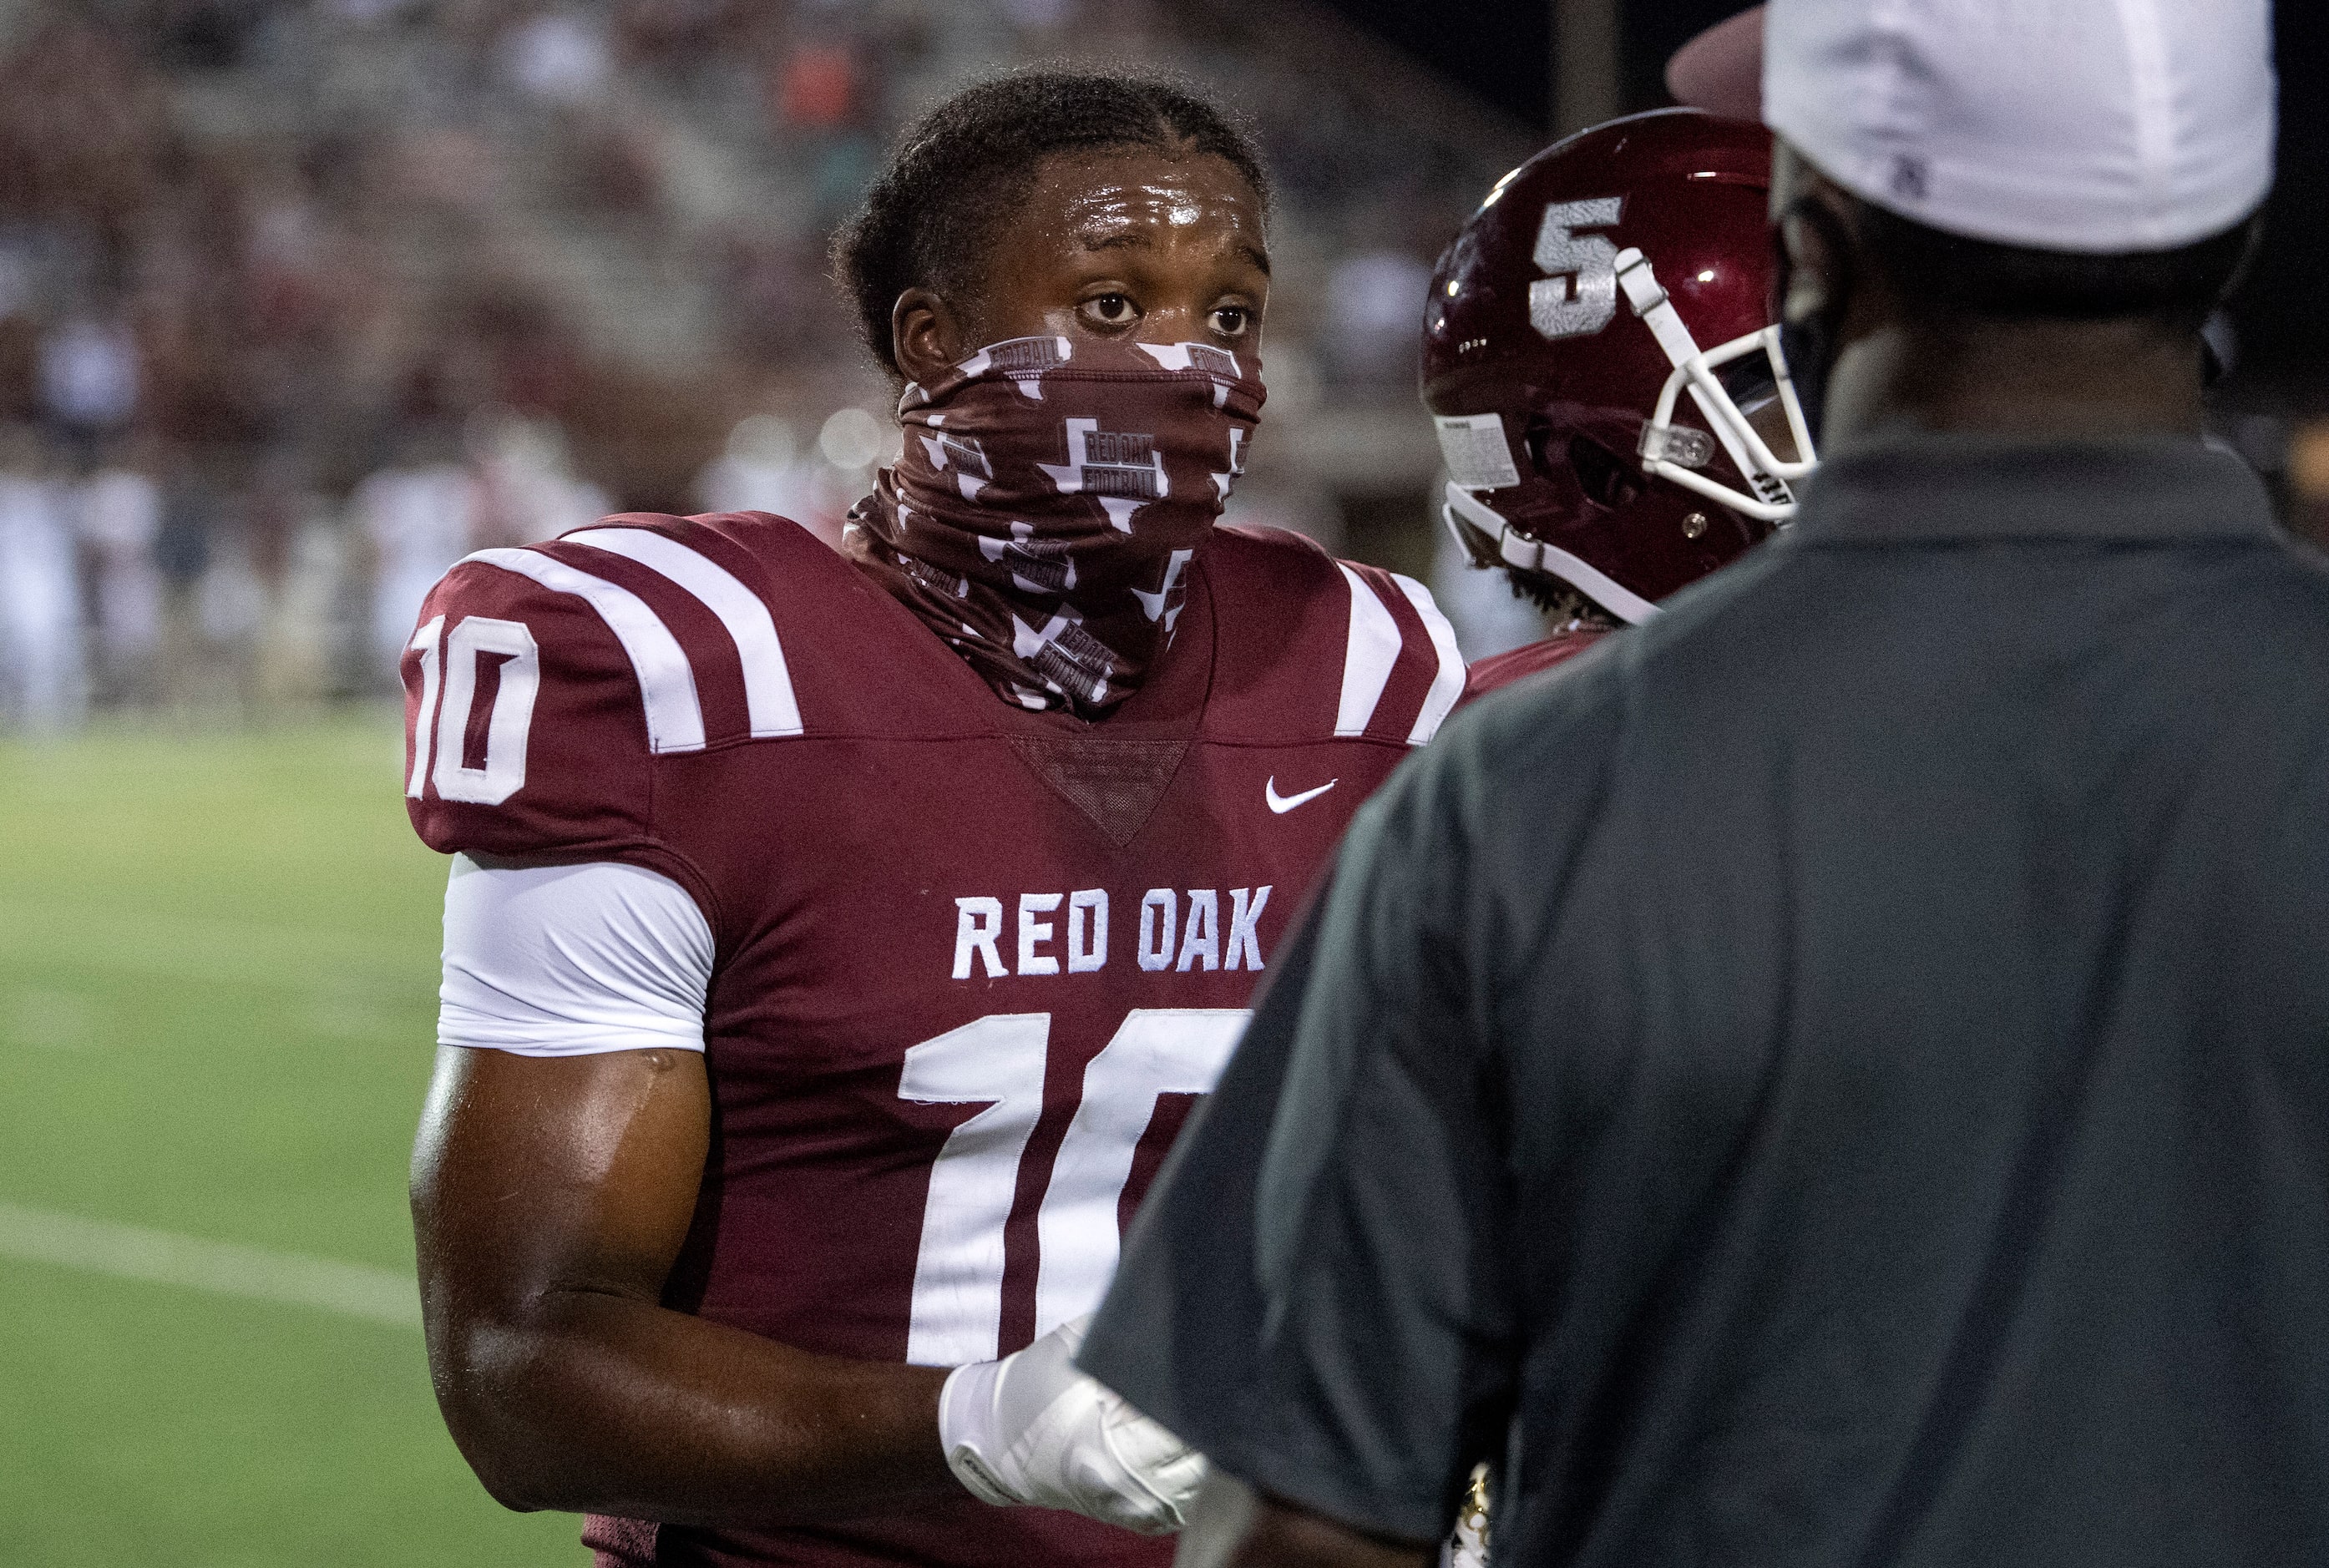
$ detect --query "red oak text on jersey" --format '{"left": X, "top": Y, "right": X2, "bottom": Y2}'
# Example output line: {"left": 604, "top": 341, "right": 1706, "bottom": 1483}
{"left": 401, "top": 508, "right": 1458, "bottom": 1568}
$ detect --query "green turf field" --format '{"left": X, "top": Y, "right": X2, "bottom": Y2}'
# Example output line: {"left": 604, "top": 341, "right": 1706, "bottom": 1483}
{"left": 0, "top": 714, "right": 580, "bottom": 1565}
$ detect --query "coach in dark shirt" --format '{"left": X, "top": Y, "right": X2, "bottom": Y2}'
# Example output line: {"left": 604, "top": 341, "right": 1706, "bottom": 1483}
{"left": 1083, "top": 3, "right": 2320, "bottom": 1566}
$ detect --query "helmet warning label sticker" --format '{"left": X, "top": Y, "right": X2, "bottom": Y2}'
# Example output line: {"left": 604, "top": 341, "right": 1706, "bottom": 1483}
{"left": 1434, "top": 413, "right": 1522, "bottom": 492}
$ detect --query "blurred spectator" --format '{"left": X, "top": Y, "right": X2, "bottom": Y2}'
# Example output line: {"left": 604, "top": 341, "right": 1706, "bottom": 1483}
{"left": 264, "top": 491, "right": 355, "bottom": 706}
{"left": 0, "top": 0, "right": 1541, "bottom": 726}
{"left": 39, "top": 315, "right": 140, "bottom": 452}
{"left": 153, "top": 460, "right": 215, "bottom": 592}
{"left": 196, "top": 518, "right": 270, "bottom": 709}
{"left": 774, "top": 45, "right": 860, "bottom": 129}
{"left": 354, "top": 431, "right": 479, "bottom": 685}
{"left": 152, "top": 456, "right": 221, "bottom": 711}
{"left": 816, "top": 405, "right": 886, "bottom": 470}
{"left": 696, "top": 412, "right": 823, "bottom": 533}
{"left": 327, "top": 0, "right": 419, "bottom": 21}
{"left": 0, "top": 20, "right": 166, "bottom": 240}
{"left": 240, "top": 457, "right": 347, "bottom": 706}
{"left": 810, "top": 134, "right": 881, "bottom": 226}
{"left": 775, "top": 403, "right": 889, "bottom": 546}
{"left": 0, "top": 248, "right": 36, "bottom": 321}
{"left": 0, "top": 426, "right": 85, "bottom": 731}
{"left": 75, "top": 447, "right": 165, "bottom": 706}
{"left": 1429, "top": 515, "right": 1547, "bottom": 661}
{"left": 470, "top": 412, "right": 610, "bottom": 547}
{"left": 152, "top": 0, "right": 269, "bottom": 73}
{"left": 1220, "top": 476, "right": 1343, "bottom": 552}
{"left": 720, "top": 235, "right": 836, "bottom": 366}
{"left": 1321, "top": 249, "right": 1433, "bottom": 387}
{"left": 501, "top": 9, "right": 615, "bottom": 104}
{"left": 999, "top": 0, "right": 1076, "bottom": 32}
{"left": 617, "top": 0, "right": 740, "bottom": 73}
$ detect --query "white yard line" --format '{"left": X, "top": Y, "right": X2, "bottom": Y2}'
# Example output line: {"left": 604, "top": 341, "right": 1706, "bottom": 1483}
{"left": 0, "top": 1201, "right": 421, "bottom": 1330}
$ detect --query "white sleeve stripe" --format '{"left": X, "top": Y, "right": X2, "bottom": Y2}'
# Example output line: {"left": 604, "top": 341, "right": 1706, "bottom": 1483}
{"left": 463, "top": 547, "right": 707, "bottom": 755}
{"left": 1333, "top": 563, "right": 1403, "bottom": 738}
{"left": 437, "top": 1002, "right": 704, "bottom": 1054}
{"left": 439, "top": 857, "right": 711, "bottom": 1058}
{"left": 567, "top": 528, "right": 803, "bottom": 739}
{"left": 1392, "top": 572, "right": 1465, "bottom": 746}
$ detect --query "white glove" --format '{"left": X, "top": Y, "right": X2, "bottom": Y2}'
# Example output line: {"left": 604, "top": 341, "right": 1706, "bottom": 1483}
{"left": 938, "top": 1313, "right": 1206, "bottom": 1534}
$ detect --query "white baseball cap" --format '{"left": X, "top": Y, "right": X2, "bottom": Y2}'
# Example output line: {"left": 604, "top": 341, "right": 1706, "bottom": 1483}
{"left": 1762, "top": 0, "right": 2276, "bottom": 254}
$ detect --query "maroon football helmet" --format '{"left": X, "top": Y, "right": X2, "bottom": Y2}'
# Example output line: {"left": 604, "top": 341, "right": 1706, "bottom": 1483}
{"left": 1423, "top": 108, "right": 1815, "bottom": 623}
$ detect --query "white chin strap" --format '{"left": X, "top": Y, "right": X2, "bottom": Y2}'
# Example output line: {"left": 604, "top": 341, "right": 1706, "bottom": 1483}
{"left": 1613, "top": 247, "right": 1817, "bottom": 525}
{"left": 1443, "top": 482, "right": 1660, "bottom": 625}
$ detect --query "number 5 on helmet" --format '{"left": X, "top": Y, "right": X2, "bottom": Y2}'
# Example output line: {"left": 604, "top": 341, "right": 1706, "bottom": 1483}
{"left": 1425, "top": 109, "right": 1812, "bottom": 628}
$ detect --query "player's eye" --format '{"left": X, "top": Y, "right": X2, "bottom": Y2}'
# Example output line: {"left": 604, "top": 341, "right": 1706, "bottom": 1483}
{"left": 1209, "top": 305, "right": 1253, "bottom": 339}
{"left": 1080, "top": 293, "right": 1139, "bottom": 329}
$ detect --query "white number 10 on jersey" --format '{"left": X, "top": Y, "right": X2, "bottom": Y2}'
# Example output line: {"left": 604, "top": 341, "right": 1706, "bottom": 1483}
{"left": 407, "top": 614, "right": 541, "bottom": 805}
{"left": 899, "top": 1007, "right": 1248, "bottom": 1367}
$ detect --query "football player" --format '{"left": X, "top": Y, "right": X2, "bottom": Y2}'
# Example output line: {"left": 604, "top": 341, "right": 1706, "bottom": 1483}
{"left": 399, "top": 71, "right": 1461, "bottom": 1568}
{"left": 1431, "top": 107, "right": 1811, "bottom": 1568}
{"left": 1425, "top": 107, "right": 1815, "bottom": 701}
{"left": 1082, "top": 105, "right": 1815, "bottom": 1568}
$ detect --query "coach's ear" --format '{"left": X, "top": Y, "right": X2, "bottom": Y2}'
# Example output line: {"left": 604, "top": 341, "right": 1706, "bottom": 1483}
{"left": 1770, "top": 140, "right": 1851, "bottom": 328}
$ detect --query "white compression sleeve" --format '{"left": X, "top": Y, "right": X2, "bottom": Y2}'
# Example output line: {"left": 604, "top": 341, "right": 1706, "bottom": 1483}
{"left": 438, "top": 856, "right": 713, "bottom": 1056}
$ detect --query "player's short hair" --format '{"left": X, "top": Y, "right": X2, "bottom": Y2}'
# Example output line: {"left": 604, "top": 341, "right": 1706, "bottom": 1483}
{"left": 833, "top": 70, "right": 1269, "bottom": 377}
{"left": 1854, "top": 200, "right": 2260, "bottom": 328}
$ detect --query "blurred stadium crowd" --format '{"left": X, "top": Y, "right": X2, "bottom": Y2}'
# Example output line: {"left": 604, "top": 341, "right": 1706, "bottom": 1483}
{"left": 0, "top": 0, "right": 1529, "bottom": 731}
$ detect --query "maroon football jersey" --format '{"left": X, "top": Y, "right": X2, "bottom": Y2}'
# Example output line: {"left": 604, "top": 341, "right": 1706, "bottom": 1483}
{"left": 401, "top": 510, "right": 1461, "bottom": 1568}
{"left": 1456, "top": 626, "right": 1611, "bottom": 706}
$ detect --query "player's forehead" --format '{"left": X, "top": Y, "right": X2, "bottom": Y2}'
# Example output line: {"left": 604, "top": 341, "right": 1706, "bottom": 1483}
{"left": 1015, "top": 145, "right": 1269, "bottom": 276}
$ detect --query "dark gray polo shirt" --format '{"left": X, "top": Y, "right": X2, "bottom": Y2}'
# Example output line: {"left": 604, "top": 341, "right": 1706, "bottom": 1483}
{"left": 1084, "top": 432, "right": 2329, "bottom": 1568}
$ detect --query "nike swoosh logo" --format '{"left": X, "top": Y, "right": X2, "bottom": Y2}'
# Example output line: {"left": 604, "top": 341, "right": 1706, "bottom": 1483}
{"left": 1265, "top": 776, "right": 1339, "bottom": 814}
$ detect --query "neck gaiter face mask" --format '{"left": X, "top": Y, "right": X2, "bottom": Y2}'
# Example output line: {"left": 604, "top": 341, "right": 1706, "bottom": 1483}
{"left": 845, "top": 335, "right": 1263, "bottom": 718}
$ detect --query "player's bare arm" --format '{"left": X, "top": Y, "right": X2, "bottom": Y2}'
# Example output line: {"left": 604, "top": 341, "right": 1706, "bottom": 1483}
{"left": 413, "top": 1044, "right": 956, "bottom": 1524}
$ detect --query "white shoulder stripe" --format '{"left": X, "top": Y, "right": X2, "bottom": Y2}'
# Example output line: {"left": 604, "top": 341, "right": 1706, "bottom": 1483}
{"left": 1334, "top": 563, "right": 1403, "bottom": 738}
{"left": 1391, "top": 573, "right": 1464, "bottom": 746}
{"left": 464, "top": 548, "right": 706, "bottom": 755}
{"left": 568, "top": 528, "right": 802, "bottom": 738}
